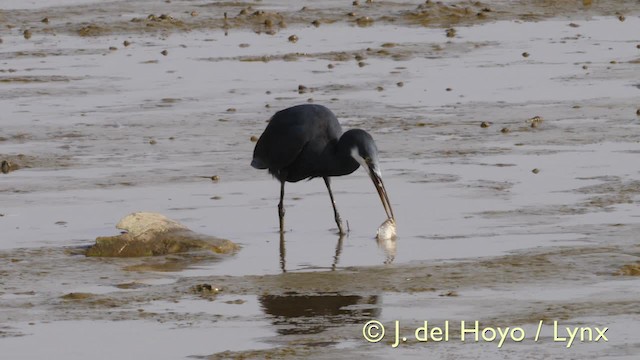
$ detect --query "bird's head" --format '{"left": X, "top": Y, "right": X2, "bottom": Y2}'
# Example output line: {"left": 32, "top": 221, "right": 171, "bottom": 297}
{"left": 343, "top": 129, "right": 395, "bottom": 221}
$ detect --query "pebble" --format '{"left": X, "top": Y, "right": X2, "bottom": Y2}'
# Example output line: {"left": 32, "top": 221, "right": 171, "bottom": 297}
{"left": 1, "top": 160, "right": 11, "bottom": 174}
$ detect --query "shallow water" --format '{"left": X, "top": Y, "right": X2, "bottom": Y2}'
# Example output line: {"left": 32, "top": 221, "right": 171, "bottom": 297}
{"left": 2, "top": 0, "right": 640, "bottom": 358}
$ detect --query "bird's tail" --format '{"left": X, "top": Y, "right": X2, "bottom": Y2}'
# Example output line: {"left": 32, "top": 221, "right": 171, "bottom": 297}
{"left": 251, "top": 158, "right": 268, "bottom": 169}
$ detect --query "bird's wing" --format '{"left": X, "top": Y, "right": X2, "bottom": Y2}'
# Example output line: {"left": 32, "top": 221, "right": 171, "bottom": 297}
{"left": 253, "top": 121, "right": 311, "bottom": 171}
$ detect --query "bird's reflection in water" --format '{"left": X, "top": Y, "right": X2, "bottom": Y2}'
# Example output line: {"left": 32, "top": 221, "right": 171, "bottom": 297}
{"left": 279, "top": 232, "right": 344, "bottom": 273}
{"left": 279, "top": 229, "right": 396, "bottom": 271}
{"left": 279, "top": 232, "right": 286, "bottom": 272}
{"left": 259, "top": 293, "right": 381, "bottom": 335}
{"left": 272, "top": 233, "right": 381, "bottom": 335}
{"left": 376, "top": 235, "right": 397, "bottom": 265}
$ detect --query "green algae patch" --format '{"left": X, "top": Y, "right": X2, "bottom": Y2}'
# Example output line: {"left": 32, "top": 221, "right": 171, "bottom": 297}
{"left": 86, "top": 212, "right": 239, "bottom": 257}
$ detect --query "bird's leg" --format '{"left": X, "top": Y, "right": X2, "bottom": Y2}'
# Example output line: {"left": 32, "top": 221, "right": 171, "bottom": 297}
{"left": 324, "top": 177, "right": 346, "bottom": 235}
{"left": 278, "top": 181, "right": 286, "bottom": 233}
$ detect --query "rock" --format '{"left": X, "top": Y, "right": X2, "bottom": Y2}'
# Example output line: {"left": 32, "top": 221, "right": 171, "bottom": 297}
{"left": 192, "top": 283, "right": 220, "bottom": 294}
{"left": 61, "top": 292, "right": 94, "bottom": 300}
{"left": 0, "top": 160, "right": 20, "bottom": 174}
{"left": 356, "top": 16, "right": 374, "bottom": 26}
{"left": 527, "top": 115, "right": 544, "bottom": 128}
{"left": 1, "top": 160, "right": 11, "bottom": 174}
{"left": 116, "top": 212, "right": 187, "bottom": 238}
{"left": 78, "top": 24, "right": 105, "bottom": 37}
{"left": 86, "top": 212, "right": 239, "bottom": 257}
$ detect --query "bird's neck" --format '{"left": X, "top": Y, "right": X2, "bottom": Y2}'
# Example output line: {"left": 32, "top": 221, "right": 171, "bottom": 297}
{"left": 324, "top": 134, "right": 360, "bottom": 177}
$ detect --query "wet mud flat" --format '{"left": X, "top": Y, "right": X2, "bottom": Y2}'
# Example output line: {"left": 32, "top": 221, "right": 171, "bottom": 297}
{"left": 2, "top": 0, "right": 640, "bottom": 359}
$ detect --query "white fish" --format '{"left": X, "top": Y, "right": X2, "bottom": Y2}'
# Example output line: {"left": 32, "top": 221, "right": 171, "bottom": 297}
{"left": 376, "top": 218, "right": 397, "bottom": 264}
{"left": 376, "top": 218, "right": 397, "bottom": 240}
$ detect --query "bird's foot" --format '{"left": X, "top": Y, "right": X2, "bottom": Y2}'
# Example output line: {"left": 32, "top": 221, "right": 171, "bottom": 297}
{"left": 335, "top": 217, "right": 348, "bottom": 236}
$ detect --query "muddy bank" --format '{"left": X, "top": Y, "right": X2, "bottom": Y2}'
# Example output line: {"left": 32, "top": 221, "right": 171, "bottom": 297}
{"left": 2, "top": 0, "right": 637, "bottom": 38}
{"left": 1, "top": 238, "right": 638, "bottom": 321}
{"left": 1, "top": 238, "right": 639, "bottom": 357}
{"left": 0, "top": 153, "right": 72, "bottom": 174}
{"left": 1, "top": 1, "right": 639, "bottom": 191}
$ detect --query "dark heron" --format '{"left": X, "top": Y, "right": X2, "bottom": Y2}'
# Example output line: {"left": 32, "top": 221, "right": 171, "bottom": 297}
{"left": 251, "top": 104, "right": 394, "bottom": 234}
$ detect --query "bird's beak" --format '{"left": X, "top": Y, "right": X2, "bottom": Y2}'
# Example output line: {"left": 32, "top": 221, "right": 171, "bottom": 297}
{"left": 368, "top": 165, "right": 395, "bottom": 221}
